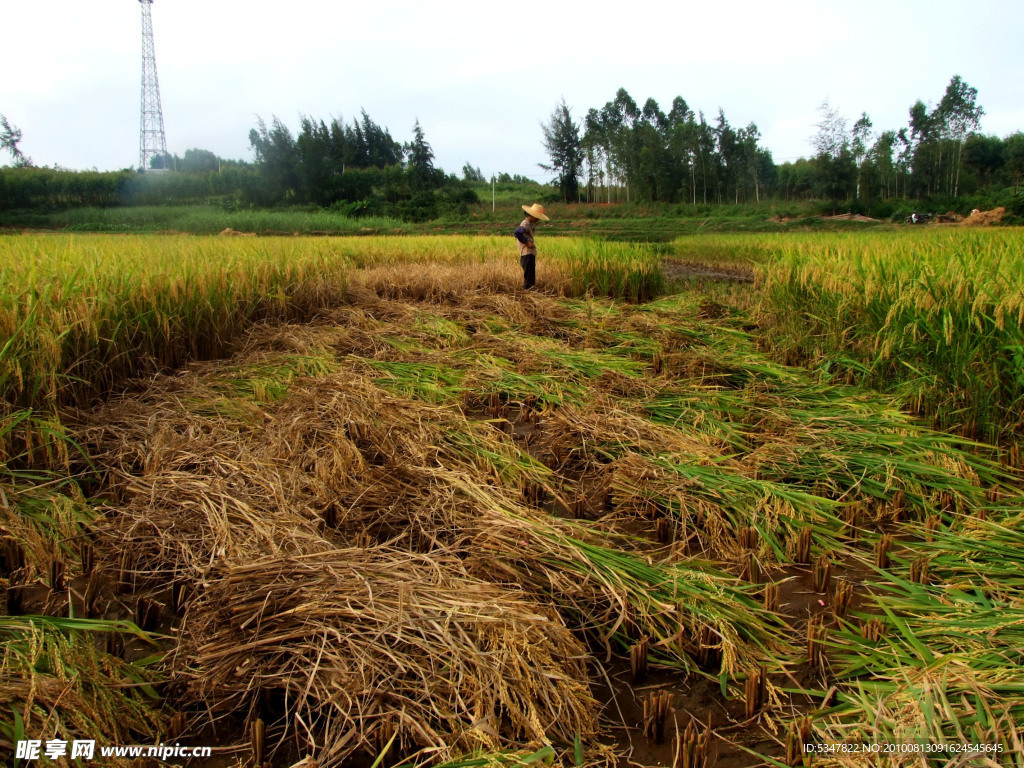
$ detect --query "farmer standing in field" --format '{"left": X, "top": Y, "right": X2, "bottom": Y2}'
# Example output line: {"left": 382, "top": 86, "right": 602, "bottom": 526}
{"left": 514, "top": 203, "right": 549, "bottom": 291}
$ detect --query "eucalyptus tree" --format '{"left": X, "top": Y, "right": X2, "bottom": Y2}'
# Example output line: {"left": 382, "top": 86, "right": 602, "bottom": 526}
{"left": 666, "top": 97, "right": 697, "bottom": 203}
{"left": 937, "top": 75, "right": 984, "bottom": 195}
{"left": 607, "top": 89, "right": 640, "bottom": 201}
{"left": 635, "top": 98, "right": 672, "bottom": 201}
{"left": 869, "top": 130, "right": 898, "bottom": 200}
{"left": 811, "top": 99, "right": 856, "bottom": 204}
{"left": 851, "top": 113, "right": 873, "bottom": 200}
{"left": 694, "top": 112, "right": 718, "bottom": 204}
{"left": 895, "top": 128, "right": 913, "bottom": 199}
{"left": 739, "top": 122, "right": 765, "bottom": 203}
{"left": 582, "top": 108, "right": 607, "bottom": 202}
{"left": 715, "top": 110, "right": 743, "bottom": 203}
{"left": 962, "top": 134, "right": 1005, "bottom": 191}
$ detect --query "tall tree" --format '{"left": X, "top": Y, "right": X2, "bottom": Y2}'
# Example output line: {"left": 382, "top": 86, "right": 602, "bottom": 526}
{"left": 715, "top": 110, "right": 742, "bottom": 204}
{"left": 851, "top": 113, "right": 873, "bottom": 200}
{"left": 461, "top": 163, "right": 484, "bottom": 182}
{"left": 635, "top": 98, "right": 670, "bottom": 202}
{"left": 908, "top": 99, "right": 936, "bottom": 196}
{"left": 870, "top": 130, "right": 898, "bottom": 200}
{"left": 249, "top": 116, "right": 300, "bottom": 204}
{"left": 694, "top": 112, "right": 718, "bottom": 204}
{"left": 1004, "top": 132, "right": 1024, "bottom": 191}
{"left": 811, "top": 100, "right": 855, "bottom": 205}
{"left": 406, "top": 119, "right": 436, "bottom": 189}
{"left": 739, "top": 122, "right": 765, "bottom": 203}
{"left": 962, "top": 134, "right": 1004, "bottom": 191}
{"left": 360, "top": 110, "right": 402, "bottom": 168}
{"left": 811, "top": 99, "right": 848, "bottom": 160}
{"left": 541, "top": 99, "right": 583, "bottom": 203}
{"left": 0, "top": 114, "right": 29, "bottom": 166}
{"left": 937, "top": 75, "right": 984, "bottom": 196}
{"left": 296, "top": 116, "right": 335, "bottom": 204}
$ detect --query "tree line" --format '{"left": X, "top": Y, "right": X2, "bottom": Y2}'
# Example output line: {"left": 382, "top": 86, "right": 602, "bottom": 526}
{"left": 0, "top": 111, "right": 483, "bottom": 222}
{"left": 541, "top": 77, "right": 1024, "bottom": 215}
{"left": 3, "top": 77, "right": 1023, "bottom": 221}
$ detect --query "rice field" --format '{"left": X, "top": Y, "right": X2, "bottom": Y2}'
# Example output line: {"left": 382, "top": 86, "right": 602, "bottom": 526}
{"left": 1, "top": 230, "right": 1023, "bottom": 767}
{"left": 674, "top": 229, "right": 1024, "bottom": 450}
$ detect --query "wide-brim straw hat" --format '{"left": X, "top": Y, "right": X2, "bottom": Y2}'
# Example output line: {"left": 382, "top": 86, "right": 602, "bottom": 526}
{"left": 522, "top": 203, "right": 550, "bottom": 221}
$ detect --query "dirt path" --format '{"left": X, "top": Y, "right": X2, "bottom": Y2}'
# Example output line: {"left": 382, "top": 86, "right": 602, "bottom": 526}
{"left": 662, "top": 259, "right": 754, "bottom": 283}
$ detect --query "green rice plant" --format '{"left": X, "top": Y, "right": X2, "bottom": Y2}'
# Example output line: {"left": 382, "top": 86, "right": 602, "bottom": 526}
{"left": 818, "top": 603, "right": 1024, "bottom": 763}
{"left": 882, "top": 508, "right": 1024, "bottom": 601}
{"left": 0, "top": 410, "right": 96, "bottom": 574}
{"left": 361, "top": 359, "right": 466, "bottom": 404}
{"left": 463, "top": 353, "right": 588, "bottom": 410}
{"left": 210, "top": 352, "right": 341, "bottom": 403}
{"left": 442, "top": 424, "right": 555, "bottom": 488}
{"left": 801, "top": 513, "right": 1024, "bottom": 763}
{"left": 645, "top": 391, "right": 751, "bottom": 452}
{"left": 623, "top": 452, "right": 848, "bottom": 560}
{"left": 629, "top": 290, "right": 1018, "bottom": 538}
{"left": 557, "top": 238, "right": 664, "bottom": 302}
{"left": 0, "top": 617, "right": 162, "bottom": 750}
{"left": 394, "top": 745, "right": 557, "bottom": 768}
{"left": 462, "top": 486, "right": 792, "bottom": 681}
{"left": 535, "top": 345, "right": 647, "bottom": 382}
{"left": 413, "top": 312, "right": 471, "bottom": 349}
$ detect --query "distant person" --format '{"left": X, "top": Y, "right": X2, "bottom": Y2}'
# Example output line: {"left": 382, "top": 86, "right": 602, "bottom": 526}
{"left": 513, "top": 203, "right": 549, "bottom": 291}
{"left": 911, "top": 210, "right": 918, "bottom": 224}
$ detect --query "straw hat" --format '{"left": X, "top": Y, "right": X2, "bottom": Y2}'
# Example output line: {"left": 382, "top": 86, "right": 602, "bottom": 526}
{"left": 521, "top": 203, "right": 550, "bottom": 221}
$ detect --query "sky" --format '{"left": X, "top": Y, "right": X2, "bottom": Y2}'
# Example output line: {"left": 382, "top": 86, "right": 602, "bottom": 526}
{"left": 3, "top": 0, "right": 1023, "bottom": 181}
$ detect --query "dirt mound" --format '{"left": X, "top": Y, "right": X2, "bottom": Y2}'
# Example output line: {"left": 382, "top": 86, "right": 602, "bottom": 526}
{"left": 218, "top": 227, "right": 256, "bottom": 236}
{"left": 961, "top": 207, "right": 1005, "bottom": 226}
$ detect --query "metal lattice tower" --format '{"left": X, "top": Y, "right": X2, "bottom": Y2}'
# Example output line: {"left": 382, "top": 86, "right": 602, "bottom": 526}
{"left": 138, "top": 0, "right": 168, "bottom": 171}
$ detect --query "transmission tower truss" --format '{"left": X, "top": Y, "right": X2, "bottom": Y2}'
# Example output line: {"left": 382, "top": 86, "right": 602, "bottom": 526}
{"left": 138, "top": 0, "right": 168, "bottom": 171}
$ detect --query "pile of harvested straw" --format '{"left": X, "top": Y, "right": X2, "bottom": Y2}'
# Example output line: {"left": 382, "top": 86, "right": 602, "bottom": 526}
{"left": 172, "top": 552, "right": 595, "bottom": 765}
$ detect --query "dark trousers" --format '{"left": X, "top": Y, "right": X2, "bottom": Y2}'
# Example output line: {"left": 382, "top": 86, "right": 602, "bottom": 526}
{"left": 520, "top": 253, "right": 536, "bottom": 289}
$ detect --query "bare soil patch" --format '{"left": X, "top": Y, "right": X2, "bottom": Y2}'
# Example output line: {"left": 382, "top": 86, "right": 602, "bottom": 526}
{"left": 662, "top": 259, "right": 754, "bottom": 283}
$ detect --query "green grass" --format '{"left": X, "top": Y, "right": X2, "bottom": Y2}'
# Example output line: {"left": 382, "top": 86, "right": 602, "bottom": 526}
{"left": 0, "top": 204, "right": 411, "bottom": 235}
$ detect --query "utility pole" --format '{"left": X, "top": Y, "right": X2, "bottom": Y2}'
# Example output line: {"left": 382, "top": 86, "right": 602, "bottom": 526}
{"left": 138, "top": 0, "right": 168, "bottom": 172}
